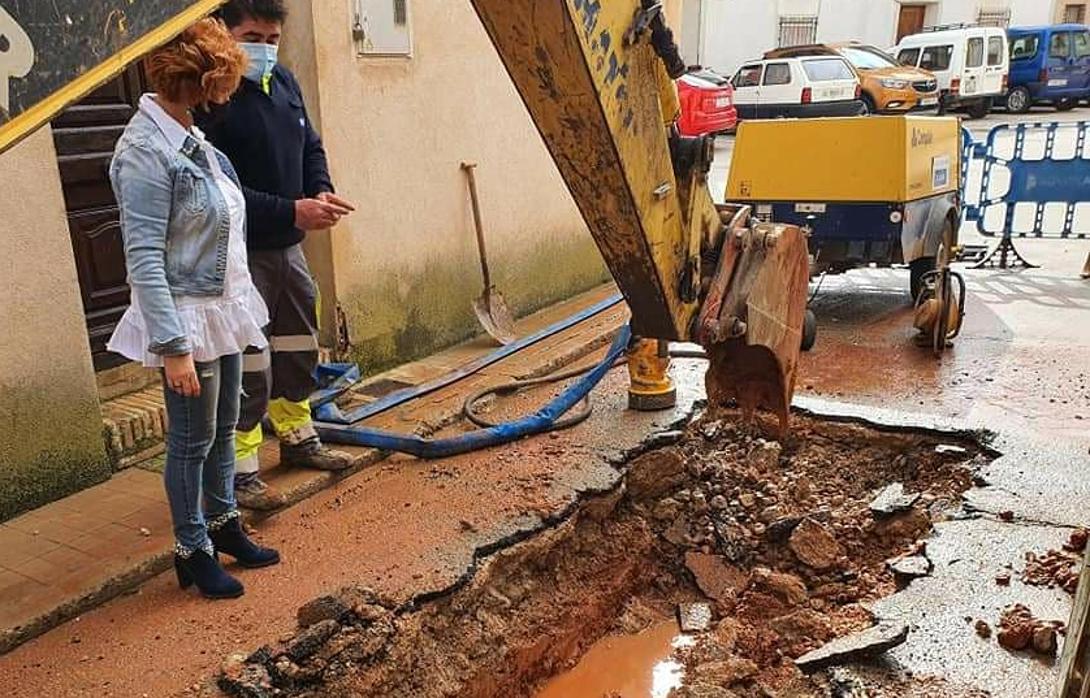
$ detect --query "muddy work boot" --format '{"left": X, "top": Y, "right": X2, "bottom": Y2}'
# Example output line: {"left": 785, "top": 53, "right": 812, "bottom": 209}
{"left": 280, "top": 426, "right": 355, "bottom": 472}
{"left": 234, "top": 476, "right": 286, "bottom": 512}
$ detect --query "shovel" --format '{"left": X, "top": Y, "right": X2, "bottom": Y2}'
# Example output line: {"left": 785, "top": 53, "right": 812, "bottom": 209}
{"left": 461, "top": 162, "right": 517, "bottom": 345}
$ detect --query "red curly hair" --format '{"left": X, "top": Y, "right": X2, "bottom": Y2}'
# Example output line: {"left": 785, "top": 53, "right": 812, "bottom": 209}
{"left": 145, "top": 18, "right": 246, "bottom": 107}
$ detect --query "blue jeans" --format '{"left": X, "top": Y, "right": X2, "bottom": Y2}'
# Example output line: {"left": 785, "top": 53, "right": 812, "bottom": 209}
{"left": 162, "top": 353, "right": 242, "bottom": 555}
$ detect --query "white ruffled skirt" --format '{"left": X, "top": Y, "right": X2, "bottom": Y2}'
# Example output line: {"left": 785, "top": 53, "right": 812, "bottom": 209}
{"left": 107, "top": 286, "right": 270, "bottom": 368}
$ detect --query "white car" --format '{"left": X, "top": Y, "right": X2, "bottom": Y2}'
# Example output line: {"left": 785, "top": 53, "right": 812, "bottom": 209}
{"left": 730, "top": 52, "right": 865, "bottom": 120}
{"left": 894, "top": 26, "right": 1009, "bottom": 119}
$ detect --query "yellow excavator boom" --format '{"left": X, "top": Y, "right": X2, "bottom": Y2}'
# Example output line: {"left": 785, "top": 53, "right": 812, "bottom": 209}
{"left": 470, "top": 0, "right": 811, "bottom": 425}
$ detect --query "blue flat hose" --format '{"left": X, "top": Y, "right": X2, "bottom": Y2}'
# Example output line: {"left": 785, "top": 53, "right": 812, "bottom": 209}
{"left": 314, "top": 293, "right": 624, "bottom": 425}
{"left": 314, "top": 325, "right": 632, "bottom": 459}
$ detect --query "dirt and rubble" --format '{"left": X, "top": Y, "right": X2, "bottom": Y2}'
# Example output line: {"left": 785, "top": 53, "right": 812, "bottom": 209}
{"left": 1020, "top": 528, "right": 1089, "bottom": 594}
{"left": 219, "top": 411, "right": 988, "bottom": 698}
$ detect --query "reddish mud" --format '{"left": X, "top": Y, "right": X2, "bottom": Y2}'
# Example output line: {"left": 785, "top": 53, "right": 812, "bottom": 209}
{"left": 218, "top": 411, "right": 986, "bottom": 698}
{"left": 535, "top": 620, "right": 689, "bottom": 698}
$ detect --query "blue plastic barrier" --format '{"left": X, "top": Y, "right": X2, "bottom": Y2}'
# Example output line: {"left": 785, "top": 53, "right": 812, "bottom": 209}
{"left": 961, "top": 121, "right": 1090, "bottom": 268}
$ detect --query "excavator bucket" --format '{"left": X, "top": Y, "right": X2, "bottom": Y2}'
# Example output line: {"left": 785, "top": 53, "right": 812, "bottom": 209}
{"left": 696, "top": 208, "right": 811, "bottom": 432}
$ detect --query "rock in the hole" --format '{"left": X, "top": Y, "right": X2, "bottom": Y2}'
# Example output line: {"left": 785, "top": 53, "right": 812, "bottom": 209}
{"left": 869, "top": 483, "right": 920, "bottom": 519}
{"left": 219, "top": 653, "right": 273, "bottom": 698}
{"left": 935, "top": 444, "right": 968, "bottom": 456}
{"left": 794, "top": 622, "right": 910, "bottom": 673}
{"left": 627, "top": 449, "right": 687, "bottom": 500}
{"left": 679, "top": 602, "right": 713, "bottom": 633}
{"left": 888, "top": 555, "right": 932, "bottom": 582}
{"left": 664, "top": 515, "right": 691, "bottom": 546}
{"left": 789, "top": 519, "right": 844, "bottom": 570}
{"left": 692, "top": 657, "right": 758, "bottom": 685}
{"left": 751, "top": 567, "right": 809, "bottom": 606}
{"left": 673, "top": 683, "right": 738, "bottom": 698}
{"left": 645, "top": 430, "right": 685, "bottom": 449}
{"left": 766, "top": 515, "right": 804, "bottom": 543}
{"left": 685, "top": 552, "right": 747, "bottom": 603}
{"left": 748, "top": 440, "right": 782, "bottom": 470}
{"left": 284, "top": 619, "right": 340, "bottom": 662}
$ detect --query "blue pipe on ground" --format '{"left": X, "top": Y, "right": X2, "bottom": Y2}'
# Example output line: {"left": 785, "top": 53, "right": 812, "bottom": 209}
{"left": 314, "top": 325, "right": 632, "bottom": 459}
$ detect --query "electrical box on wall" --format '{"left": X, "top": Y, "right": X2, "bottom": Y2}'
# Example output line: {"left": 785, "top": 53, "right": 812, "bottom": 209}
{"left": 352, "top": 0, "right": 413, "bottom": 56}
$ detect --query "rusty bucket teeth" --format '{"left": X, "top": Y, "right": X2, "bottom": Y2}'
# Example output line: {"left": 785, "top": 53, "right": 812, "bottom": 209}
{"left": 696, "top": 223, "right": 811, "bottom": 434}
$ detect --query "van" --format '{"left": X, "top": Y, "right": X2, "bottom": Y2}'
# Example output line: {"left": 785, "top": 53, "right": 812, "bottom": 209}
{"left": 895, "top": 26, "right": 1009, "bottom": 119}
{"left": 1005, "top": 24, "right": 1090, "bottom": 113}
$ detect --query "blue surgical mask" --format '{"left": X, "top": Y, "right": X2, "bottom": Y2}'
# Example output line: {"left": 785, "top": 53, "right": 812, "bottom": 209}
{"left": 240, "top": 42, "right": 279, "bottom": 84}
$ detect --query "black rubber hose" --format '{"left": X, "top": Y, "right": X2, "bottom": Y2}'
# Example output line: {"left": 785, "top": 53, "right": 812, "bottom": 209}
{"left": 462, "top": 349, "right": 707, "bottom": 432}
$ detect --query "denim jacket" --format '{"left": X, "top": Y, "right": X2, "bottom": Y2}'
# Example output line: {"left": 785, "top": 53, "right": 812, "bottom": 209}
{"left": 110, "top": 103, "right": 244, "bottom": 357}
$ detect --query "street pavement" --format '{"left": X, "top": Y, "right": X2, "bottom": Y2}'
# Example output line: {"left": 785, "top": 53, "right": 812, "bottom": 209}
{"left": 0, "top": 110, "right": 1086, "bottom": 696}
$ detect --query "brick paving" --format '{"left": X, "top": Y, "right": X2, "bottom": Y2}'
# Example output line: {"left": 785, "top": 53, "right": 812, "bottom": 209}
{"left": 0, "top": 285, "right": 625, "bottom": 654}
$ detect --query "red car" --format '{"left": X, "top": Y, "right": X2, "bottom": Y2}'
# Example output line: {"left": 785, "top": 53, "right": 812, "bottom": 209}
{"left": 677, "top": 69, "right": 738, "bottom": 136}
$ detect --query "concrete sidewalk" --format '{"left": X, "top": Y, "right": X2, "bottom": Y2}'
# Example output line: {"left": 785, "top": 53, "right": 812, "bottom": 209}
{"left": 0, "top": 285, "right": 628, "bottom": 656}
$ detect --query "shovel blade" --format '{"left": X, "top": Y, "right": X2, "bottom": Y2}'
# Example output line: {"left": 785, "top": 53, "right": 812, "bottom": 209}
{"left": 473, "top": 289, "right": 517, "bottom": 346}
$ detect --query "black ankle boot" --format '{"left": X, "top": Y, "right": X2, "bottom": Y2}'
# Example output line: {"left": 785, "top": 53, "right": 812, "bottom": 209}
{"left": 174, "top": 549, "right": 244, "bottom": 600}
{"left": 210, "top": 517, "right": 281, "bottom": 569}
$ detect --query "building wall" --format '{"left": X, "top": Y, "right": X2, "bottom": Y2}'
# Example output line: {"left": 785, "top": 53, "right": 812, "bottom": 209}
{"left": 288, "top": 0, "right": 615, "bottom": 375}
{"left": 0, "top": 128, "right": 110, "bottom": 522}
{"left": 692, "top": 0, "right": 1079, "bottom": 77}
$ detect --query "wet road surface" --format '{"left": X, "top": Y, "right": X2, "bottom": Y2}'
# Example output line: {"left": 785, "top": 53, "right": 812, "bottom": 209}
{"left": 1, "top": 117, "right": 1087, "bottom": 696}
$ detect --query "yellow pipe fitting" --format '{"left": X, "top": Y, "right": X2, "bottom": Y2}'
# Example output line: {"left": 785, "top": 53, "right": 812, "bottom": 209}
{"left": 627, "top": 338, "right": 677, "bottom": 411}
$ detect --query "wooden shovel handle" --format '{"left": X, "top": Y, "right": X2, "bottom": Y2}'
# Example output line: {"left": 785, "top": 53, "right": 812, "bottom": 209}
{"left": 461, "top": 162, "right": 491, "bottom": 289}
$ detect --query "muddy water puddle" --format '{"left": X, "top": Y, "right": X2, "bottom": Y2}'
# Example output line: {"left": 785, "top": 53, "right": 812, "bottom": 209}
{"left": 536, "top": 620, "right": 693, "bottom": 698}
{"left": 220, "top": 411, "right": 992, "bottom": 698}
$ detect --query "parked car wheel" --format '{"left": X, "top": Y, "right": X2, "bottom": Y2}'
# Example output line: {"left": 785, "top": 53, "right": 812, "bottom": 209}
{"left": 1006, "top": 86, "right": 1032, "bottom": 114}
{"left": 1056, "top": 98, "right": 1078, "bottom": 112}
{"left": 966, "top": 98, "right": 993, "bottom": 120}
{"left": 861, "top": 93, "right": 877, "bottom": 115}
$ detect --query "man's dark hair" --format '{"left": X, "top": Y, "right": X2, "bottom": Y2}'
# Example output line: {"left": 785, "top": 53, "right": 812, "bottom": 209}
{"left": 219, "top": 0, "right": 287, "bottom": 28}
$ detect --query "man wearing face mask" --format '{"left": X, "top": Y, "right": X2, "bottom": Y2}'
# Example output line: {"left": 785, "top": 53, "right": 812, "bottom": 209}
{"left": 199, "top": 0, "right": 358, "bottom": 511}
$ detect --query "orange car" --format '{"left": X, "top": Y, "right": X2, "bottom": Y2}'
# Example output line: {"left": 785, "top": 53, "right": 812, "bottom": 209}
{"left": 769, "top": 43, "right": 940, "bottom": 114}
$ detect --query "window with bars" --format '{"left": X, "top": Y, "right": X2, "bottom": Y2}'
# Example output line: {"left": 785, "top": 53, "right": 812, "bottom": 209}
{"left": 1064, "top": 4, "right": 1087, "bottom": 24}
{"left": 778, "top": 15, "right": 819, "bottom": 48}
{"left": 976, "top": 7, "right": 1011, "bottom": 27}
{"left": 353, "top": 0, "right": 413, "bottom": 56}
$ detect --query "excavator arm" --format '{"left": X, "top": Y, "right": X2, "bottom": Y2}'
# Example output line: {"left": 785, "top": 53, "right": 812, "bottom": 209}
{"left": 470, "top": 0, "right": 811, "bottom": 427}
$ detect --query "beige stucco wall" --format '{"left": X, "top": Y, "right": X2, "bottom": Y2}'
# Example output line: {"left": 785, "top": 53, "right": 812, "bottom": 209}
{"left": 289, "top": 0, "right": 613, "bottom": 374}
{"left": 0, "top": 127, "right": 110, "bottom": 522}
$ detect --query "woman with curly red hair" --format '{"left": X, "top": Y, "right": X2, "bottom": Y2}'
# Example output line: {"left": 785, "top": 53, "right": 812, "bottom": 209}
{"left": 107, "top": 18, "right": 280, "bottom": 599}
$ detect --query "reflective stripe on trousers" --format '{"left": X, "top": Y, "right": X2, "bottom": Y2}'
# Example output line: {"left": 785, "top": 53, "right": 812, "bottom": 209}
{"left": 235, "top": 244, "right": 321, "bottom": 466}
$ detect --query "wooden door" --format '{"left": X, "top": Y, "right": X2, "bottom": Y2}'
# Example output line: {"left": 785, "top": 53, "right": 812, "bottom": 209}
{"left": 897, "top": 5, "right": 927, "bottom": 42}
{"left": 52, "top": 66, "right": 145, "bottom": 371}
